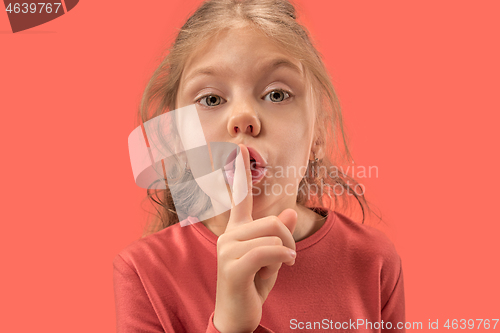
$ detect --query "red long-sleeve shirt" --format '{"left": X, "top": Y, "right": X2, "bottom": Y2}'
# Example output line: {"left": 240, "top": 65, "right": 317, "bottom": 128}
{"left": 113, "top": 209, "right": 405, "bottom": 332}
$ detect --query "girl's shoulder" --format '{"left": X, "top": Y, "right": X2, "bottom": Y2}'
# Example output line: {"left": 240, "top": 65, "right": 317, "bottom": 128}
{"left": 329, "top": 210, "right": 402, "bottom": 267}
{"left": 113, "top": 217, "right": 212, "bottom": 270}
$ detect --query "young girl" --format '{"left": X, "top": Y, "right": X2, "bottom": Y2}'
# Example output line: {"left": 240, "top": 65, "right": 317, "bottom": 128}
{"left": 113, "top": 0, "right": 405, "bottom": 332}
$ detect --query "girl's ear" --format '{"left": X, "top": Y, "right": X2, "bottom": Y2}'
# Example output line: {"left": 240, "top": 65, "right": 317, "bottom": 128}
{"left": 309, "top": 136, "right": 326, "bottom": 161}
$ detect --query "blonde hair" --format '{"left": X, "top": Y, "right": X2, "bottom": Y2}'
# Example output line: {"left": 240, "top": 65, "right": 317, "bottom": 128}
{"left": 137, "top": 0, "right": 380, "bottom": 237}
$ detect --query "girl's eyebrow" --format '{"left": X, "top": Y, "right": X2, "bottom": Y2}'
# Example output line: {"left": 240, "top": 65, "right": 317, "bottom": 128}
{"left": 184, "top": 57, "right": 303, "bottom": 85}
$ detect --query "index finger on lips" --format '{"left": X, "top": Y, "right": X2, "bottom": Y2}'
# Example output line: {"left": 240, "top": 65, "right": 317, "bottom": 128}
{"left": 227, "top": 144, "right": 253, "bottom": 227}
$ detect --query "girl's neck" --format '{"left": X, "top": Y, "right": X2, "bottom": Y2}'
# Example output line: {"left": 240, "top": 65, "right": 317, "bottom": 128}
{"left": 201, "top": 205, "right": 327, "bottom": 242}
{"left": 292, "top": 205, "right": 328, "bottom": 242}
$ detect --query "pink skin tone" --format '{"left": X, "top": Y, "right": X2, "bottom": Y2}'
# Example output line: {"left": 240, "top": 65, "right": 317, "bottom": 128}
{"left": 175, "top": 24, "right": 326, "bottom": 332}
{"left": 175, "top": 24, "right": 325, "bottom": 240}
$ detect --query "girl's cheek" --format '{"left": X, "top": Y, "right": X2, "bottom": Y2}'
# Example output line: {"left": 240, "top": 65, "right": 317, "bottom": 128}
{"left": 198, "top": 117, "right": 224, "bottom": 139}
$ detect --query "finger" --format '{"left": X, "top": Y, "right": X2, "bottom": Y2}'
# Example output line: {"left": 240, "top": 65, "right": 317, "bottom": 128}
{"left": 257, "top": 262, "right": 283, "bottom": 280}
{"left": 277, "top": 209, "right": 298, "bottom": 265}
{"left": 236, "top": 245, "right": 297, "bottom": 282}
{"left": 227, "top": 144, "right": 253, "bottom": 228}
{"left": 277, "top": 209, "right": 298, "bottom": 241}
{"left": 221, "top": 236, "right": 283, "bottom": 260}
{"left": 227, "top": 217, "right": 296, "bottom": 253}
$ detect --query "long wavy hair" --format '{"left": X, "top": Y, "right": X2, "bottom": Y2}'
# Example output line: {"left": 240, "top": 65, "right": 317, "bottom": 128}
{"left": 137, "top": 0, "right": 381, "bottom": 237}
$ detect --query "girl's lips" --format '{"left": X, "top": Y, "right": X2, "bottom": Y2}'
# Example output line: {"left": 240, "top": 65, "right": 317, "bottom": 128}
{"left": 246, "top": 146, "right": 267, "bottom": 168}
{"left": 224, "top": 161, "right": 267, "bottom": 187}
{"left": 223, "top": 145, "right": 268, "bottom": 187}
{"left": 250, "top": 166, "right": 267, "bottom": 184}
{"left": 246, "top": 145, "right": 267, "bottom": 185}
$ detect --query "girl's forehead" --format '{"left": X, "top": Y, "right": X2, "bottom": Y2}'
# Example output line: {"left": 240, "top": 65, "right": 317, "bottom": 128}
{"left": 176, "top": 25, "right": 316, "bottom": 109}
{"left": 184, "top": 25, "right": 300, "bottom": 71}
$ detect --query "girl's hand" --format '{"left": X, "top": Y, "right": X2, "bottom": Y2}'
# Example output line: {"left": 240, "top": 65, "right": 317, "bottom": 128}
{"left": 213, "top": 144, "right": 298, "bottom": 333}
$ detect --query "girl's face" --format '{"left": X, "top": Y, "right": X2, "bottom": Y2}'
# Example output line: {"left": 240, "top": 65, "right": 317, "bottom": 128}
{"left": 175, "top": 25, "right": 318, "bottom": 220}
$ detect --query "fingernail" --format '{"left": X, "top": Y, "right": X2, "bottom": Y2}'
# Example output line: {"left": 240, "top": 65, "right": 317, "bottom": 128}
{"left": 289, "top": 249, "right": 296, "bottom": 258}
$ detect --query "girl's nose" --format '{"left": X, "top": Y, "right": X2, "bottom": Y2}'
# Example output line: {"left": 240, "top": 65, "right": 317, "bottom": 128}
{"left": 227, "top": 104, "right": 261, "bottom": 137}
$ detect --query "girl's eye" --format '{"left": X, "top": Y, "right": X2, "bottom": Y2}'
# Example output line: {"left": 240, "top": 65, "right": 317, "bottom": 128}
{"left": 264, "top": 89, "right": 291, "bottom": 103}
{"left": 198, "top": 94, "right": 226, "bottom": 107}
{"left": 196, "top": 89, "right": 292, "bottom": 108}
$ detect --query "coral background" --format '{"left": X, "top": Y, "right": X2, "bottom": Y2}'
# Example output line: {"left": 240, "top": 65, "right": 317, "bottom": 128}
{"left": 1, "top": 0, "right": 499, "bottom": 331}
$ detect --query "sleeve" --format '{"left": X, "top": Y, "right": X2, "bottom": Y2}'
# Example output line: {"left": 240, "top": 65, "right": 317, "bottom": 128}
{"left": 114, "top": 253, "right": 275, "bottom": 333}
{"left": 381, "top": 258, "right": 406, "bottom": 332}
{"left": 113, "top": 254, "right": 166, "bottom": 333}
{"left": 206, "top": 312, "right": 275, "bottom": 333}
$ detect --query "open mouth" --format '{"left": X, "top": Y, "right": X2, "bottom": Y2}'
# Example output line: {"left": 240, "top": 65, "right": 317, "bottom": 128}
{"left": 224, "top": 147, "right": 267, "bottom": 187}
{"left": 250, "top": 157, "right": 266, "bottom": 184}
